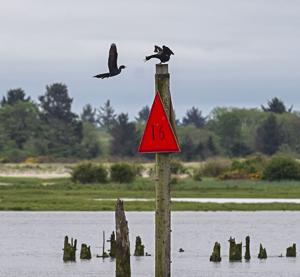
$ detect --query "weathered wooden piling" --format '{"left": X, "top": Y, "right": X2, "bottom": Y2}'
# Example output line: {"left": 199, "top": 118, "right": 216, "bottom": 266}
{"left": 258, "top": 243, "right": 267, "bottom": 259}
{"left": 134, "top": 236, "right": 145, "bottom": 256}
{"left": 80, "top": 243, "right": 91, "bottom": 260}
{"left": 155, "top": 63, "right": 175, "bottom": 277}
{"left": 210, "top": 242, "right": 221, "bottom": 262}
{"left": 244, "top": 236, "right": 251, "bottom": 261}
{"left": 115, "top": 199, "right": 131, "bottom": 277}
{"left": 228, "top": 237, "right": 242, "bottom": 261}
{"left": 286, "top": 243, "right": 296, "bottom": 257}
{"left": 109, "top": 231, "right": 117, "bottom": 258}
{"left": 63, "top": 236, "right": 77, "bottom": 262}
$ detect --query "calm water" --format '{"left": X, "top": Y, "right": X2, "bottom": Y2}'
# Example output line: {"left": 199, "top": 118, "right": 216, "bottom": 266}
{"left": 0, "top": 211, "right": 300, "bottom": 277}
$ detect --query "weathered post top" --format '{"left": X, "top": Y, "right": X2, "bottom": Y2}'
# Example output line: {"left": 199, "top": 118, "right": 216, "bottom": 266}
{"left": 156, "top": 64, "right": 169, "bottom": 75}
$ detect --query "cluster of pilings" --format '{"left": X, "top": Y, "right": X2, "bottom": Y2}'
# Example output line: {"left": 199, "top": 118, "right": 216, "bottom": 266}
{"left": 63, "top": 230, "right": 146, "bottom": 262}
{"left": 62, "top": 199, "right": 148, "bottom": 277}
{"left": 63, "top": 234, "right": 146, "bottom": 259}
{"left": 63, "top": 236, "right": 92, "bottom": 261}
{"left": 209, "top": 236, "right": 296, "bottom": 262}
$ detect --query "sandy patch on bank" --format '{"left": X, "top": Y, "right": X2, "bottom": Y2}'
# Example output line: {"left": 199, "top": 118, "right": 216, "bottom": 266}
{"left": 0, "top": 172, "right": 70, "bottom": 179}
{"left": 0, "top": 163, "right": 72, "bottom": 179}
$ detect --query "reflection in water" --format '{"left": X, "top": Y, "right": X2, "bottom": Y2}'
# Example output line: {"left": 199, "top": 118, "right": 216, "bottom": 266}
{"left": 0, "top": 211, "right": 300, "bottom": 277}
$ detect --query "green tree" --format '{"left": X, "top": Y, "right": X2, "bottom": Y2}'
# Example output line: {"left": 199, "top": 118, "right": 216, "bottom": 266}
{"left": 180, "top": 134, "right": 197, "bottom": 161}
{"left": 39, "top": 83, "right": 77, "bottom": 122}
{"left": 182, "top": 107, "right": 206, "bottom": 128}
{"left": 135, "top": 106, "right": 150, "bottom": 123}
{"left": 278, "top": 113, "right": 300, "bottom": 154}
{"left": 0, "top": 101, "right": 40, "bottom": 149}
{"left": 38, "top": 83, "right": 83, "bottom": 156}
{"left": 81, "top": 104, "right": 97, "bottom": 125}
{"left": 98, "top": 100, "right": 116, "bottom": 130}
{"left": 78, "top": 122, "right": 101, "bottom": 158}
{"left": 109, "top": 113, "right": 139, "bottom": 157}
{"left": 177, "top": 125, "right": 216, "bottom": 160}
{"left": 261, "top": 97, "right": 292, "bottom": 113}
{"left": 208, "top": 107, "right": 264, "bottom": 156}
{"left": 256, "top": 113, "right": 284, "bottom": 155}
{"left": 206, "top": 136, "right": 218, "bottom": 156}
{"left": 230, "top": 142, "right": 253, "bottom": 157}
{"left": 1, "top": 88, "right": 30, "bottom": 106}
{"left": 209, "top": 108, "right": 242, "bottom": 155}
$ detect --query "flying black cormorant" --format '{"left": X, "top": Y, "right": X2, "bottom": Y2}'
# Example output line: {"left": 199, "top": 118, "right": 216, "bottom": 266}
{"left": 94, "top": 43, "right": 126, "bottom": 79}
{"left": 145, "top": 45, "right": 174, "bottom": 63}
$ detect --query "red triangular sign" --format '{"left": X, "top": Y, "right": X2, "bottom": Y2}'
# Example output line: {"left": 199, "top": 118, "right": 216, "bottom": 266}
{"left": 138, "top": 92, "right": 180, "bottom": 153}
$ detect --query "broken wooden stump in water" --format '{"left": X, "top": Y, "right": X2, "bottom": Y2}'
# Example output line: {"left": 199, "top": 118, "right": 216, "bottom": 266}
{"left": 134, "top": 236, "right": 145, "bottom": 256}
{"left": 244, "top": 236, "right": 251, "bottom": 261}
{"left": 209, "top": 242, "right": 221, "bottom": 262}
{"left": 63, "top": 236, "right": 77, "bottom": 262}
{"left": 286, "top": 243, "right": 296, "bottom": 257}
{"left": 228, "top": 237, "right": 242, "bottom": 261}
{"left": 109, "top": 231, "right": 117, "bottom": 258}
{"left": 80, "top": 243, "right": 91, "bottom": 260}
{"left": 258, "top": 243, "right": 267, "bottom": 259}
{"left": 116, "top": 199, "right": 131, "bottom": 277}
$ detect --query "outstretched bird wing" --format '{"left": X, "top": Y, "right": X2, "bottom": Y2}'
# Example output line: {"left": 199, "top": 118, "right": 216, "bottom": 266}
{"left": 108, "top": 43, "right": 118, "bottom": 73}
{"left": 154, "top": 45, "right": 163, "bottom": 53}
{"left": 163, "top": 45, "right": 174, "bottom": 55}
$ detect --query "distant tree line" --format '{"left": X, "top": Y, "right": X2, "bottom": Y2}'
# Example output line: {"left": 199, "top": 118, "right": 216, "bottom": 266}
{"left": 0, "top": 84, "right": 100, "bottom": 162}
{"left": 0, "top": 84, "right": 299, "bottom": 162}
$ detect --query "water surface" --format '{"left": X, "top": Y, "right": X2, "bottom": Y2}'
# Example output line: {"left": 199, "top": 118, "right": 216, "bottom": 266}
{"left": 0, "top": 211, "right": 299, "bottom": 277}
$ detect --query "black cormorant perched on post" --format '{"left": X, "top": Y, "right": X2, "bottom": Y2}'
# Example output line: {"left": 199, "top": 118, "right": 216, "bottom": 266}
{"left": 145, "top": 45, "right": 174, "bottom": 63}
{"left": 94, "top": 43, "right": 126, "bottom": 79}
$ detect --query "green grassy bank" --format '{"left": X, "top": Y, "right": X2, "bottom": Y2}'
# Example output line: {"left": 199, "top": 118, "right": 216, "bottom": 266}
{"left": 1, "top": 177, "right": 300, "bottom": 211}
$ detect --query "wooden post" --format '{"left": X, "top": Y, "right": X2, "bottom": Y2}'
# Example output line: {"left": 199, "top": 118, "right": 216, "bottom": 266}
{"left": 155, "top": 64, "right": 173, "bottom": 277}
{"left": 96, "top": 231, "right": 109, "bottom": 258}
{"left": 80, "top": 243, "right": 92, "bottom": 260}
{"left": 102, "top": 230, "right": 109, "bottom": 258}
{"left": 228, "top": 237, "right": 242, "bottom": 261}
{"left": 115, "top": 199, "right": 131, "bottom": 277}
{"left": 258, "top": 243, "right": 267, "bottom": 259}
{"left": 209, "top": 242, "right": 221, "bottom": 262}
{"left": 286, "top": 243, "right": 296, "bottom": 257}
{"left": 109, "top": 231, "right": 117, "bottom": 258}
{"left": 134, "top": 236, "right": 145, "bottom": 256}
{"left": 63, "top": 236, "right": 77, "bottom": 262}
{"left": 244, "top": 236, "right": 251, "bottom": 260}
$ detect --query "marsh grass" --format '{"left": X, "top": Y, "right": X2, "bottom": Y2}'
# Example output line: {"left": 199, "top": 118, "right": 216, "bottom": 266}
{"left": 1, "top": 176, "right": 300, "bottom": 211}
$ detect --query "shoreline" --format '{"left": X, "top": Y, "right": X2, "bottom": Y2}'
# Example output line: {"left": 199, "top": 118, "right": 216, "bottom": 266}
{"left": 1, "top": 175, "right": 300, "bottom": 211}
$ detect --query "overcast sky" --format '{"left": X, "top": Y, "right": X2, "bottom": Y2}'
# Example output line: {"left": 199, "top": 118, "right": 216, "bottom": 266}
{"left": 1, "top": 0, "right": 300, "bottom": 118}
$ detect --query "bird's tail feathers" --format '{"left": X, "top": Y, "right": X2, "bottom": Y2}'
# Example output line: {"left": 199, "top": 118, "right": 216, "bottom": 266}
{"left": 145, "top": 55, "right": 155, "bottom": 62}
{"left": 93, "top": 73, "right": 110, "bottom": 79}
